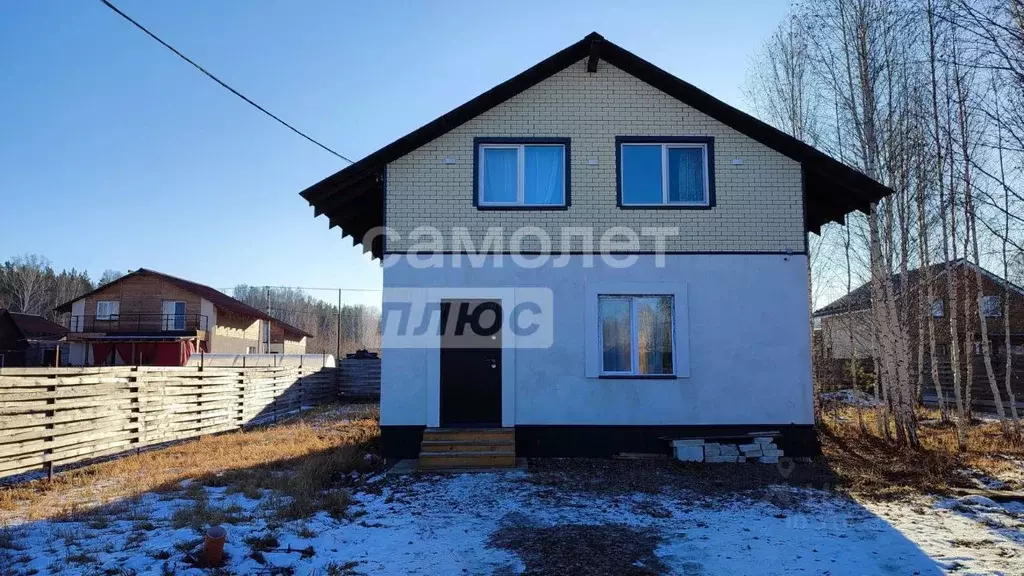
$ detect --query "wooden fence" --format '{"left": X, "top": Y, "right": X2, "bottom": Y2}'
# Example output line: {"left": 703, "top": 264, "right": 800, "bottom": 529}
{"left": 923, "top": 353, "right": 1024, "bottom": 414}
{"left": 0, "top": 365, "right": 340, "bottom": 480}
{"left": 338, "top": 358, "right": 380, "bottom": 400}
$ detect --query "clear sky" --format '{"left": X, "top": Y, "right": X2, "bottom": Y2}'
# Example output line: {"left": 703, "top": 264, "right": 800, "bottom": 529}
{"left": 0, "top": 0, "right": 790, "bottom": 307}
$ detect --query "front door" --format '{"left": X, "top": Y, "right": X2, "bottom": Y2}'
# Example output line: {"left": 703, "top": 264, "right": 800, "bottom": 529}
{"left": 439, "top": 299, "right": 502, "bottom": 427}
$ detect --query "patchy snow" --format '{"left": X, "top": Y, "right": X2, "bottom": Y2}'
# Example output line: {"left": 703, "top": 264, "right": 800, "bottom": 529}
{"left": 3, "top": 470, "right": 1024, "bottom": 575}
{"left": 958, "top": 467, "right": 1013, "bottom": 491}
{"left": 820, "top": 389, "right": 882, "bottom": 407}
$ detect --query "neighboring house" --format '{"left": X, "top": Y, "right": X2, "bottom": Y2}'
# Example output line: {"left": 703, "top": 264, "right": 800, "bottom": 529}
{"left": 0, "top": 310, "right": 67, "bottom": 367}
{"left": 54, "top": 269, "right": 312, "bottom": 366}
{"left": 813, "top": 259, "right": 1024, "bottom": 411}
{"left": 300, "top": 33, "right": 890, "bottom": 460}
{"left": 814, "top": 259, "right": 1024, "bottom": 360}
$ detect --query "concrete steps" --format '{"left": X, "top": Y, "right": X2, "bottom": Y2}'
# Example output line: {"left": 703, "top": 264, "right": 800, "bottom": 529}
{"left": 418, "top": 428, "right": 516, "bottom": 469}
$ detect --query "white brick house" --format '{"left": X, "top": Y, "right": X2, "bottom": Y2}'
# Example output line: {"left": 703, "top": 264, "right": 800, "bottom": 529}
{"left": 301, "top": 33, "right": 890, "bottom": 462}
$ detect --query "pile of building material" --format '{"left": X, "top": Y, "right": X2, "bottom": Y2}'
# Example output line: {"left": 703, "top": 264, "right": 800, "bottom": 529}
{"left": 671, "top": 435, "right": 783, "bottom": 464}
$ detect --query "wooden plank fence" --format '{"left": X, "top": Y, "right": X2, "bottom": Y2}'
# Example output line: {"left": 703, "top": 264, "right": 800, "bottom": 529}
{"left": 0, "top": 365, "right": 340, "bottom": 480}
{"left": 922, "top": 353, "right": 1024, "bottom": 414}
{"left": 338, "top": 358, "right": 380, "bottom": 400}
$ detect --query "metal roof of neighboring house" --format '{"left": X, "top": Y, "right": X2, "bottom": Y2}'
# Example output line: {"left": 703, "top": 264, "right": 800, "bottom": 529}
{"left": 298, "top": 32, "right": 894, "bottom": 259}
{"left": 0, "top": 310, "right": 68, "bottom": 341}
{"left": 52, "top": 269, "right": 314, "bottom": 339}
{"left": 812, "top": 259, "right": 1024, "bottom": 317}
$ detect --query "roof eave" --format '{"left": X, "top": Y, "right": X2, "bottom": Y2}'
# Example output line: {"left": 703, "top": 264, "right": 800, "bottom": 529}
{"left": 299, "top": 32, "right": 895, "bottom": 251}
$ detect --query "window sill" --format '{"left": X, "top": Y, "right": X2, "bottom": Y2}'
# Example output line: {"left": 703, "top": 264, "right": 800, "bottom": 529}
{"left": 475, "top": 204, "right": 569, "bottom": 211}
{"left": 598, "top": 374, "right": 678, "bottom": 380}
{"left": 617, "top": 204, "right": 713, "bottom": 210}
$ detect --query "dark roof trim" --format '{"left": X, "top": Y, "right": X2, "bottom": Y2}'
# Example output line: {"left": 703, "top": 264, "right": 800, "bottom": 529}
{"left": 587, "top": 37, "right": 602, "bottom": 73}
{"left": 301, "top": 34, "right": 599, "bottom": 205}
{"left": 300, "top": 32, "right": 895, "bottom": 258}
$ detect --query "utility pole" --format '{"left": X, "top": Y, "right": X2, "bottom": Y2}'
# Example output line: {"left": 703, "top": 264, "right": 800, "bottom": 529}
{"left": 337, "top": 288, "right": 342, "bottom": 361}
{"left": 265, "top": 286, "right": 271, "bottom": 354}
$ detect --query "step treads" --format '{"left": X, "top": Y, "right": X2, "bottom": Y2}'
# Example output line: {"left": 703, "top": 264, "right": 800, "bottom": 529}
{"left": 423, "top": 428, "right": 513, "bottom": 434}
{"left": 420, "top": 450, "right": 515, "bottom": 457}
{"left": 421, "top": 440, "right": 515, "bottom": 446}
{"left": 418, "top": 452, "right": 517, "bottom": 469}
{"left": 423, "top": 429, "right": 514, "bottom": 441}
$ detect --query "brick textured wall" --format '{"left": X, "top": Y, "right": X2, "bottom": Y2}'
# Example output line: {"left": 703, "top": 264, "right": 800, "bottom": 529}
{"left": 386, "top": 58, "right": 804, "bottom": 253}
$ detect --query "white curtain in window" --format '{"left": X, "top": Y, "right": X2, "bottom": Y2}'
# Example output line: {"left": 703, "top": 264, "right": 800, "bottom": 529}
{"left": 599, "top": 298, "right": 631, "bottom": 372}
{"left": 482, "top": 148, "right": 518, "bottom": 203}
{"left": 637, "top": 296, "right": 673, "bottom": 375}
{"left": 524, "top": 146, "right": 563, "bottom": 205}
{"left": 667, "top": 147, "right": 705, "bottom": 203}
{"left": 97, "top": 301, "right": 119, "bottom": 320}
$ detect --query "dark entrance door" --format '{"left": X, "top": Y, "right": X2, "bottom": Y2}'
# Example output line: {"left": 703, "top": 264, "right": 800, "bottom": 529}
{"left": 439, "top": 299, "right": 502, "bottom": 427}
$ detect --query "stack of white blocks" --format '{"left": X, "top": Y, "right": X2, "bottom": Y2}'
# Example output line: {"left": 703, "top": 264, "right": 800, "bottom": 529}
{"left": 671, "top": 436, "right": 783, "bottom": 464}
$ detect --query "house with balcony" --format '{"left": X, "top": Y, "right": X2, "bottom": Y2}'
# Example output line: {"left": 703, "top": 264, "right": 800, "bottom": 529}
{"left": 55, "top": 268, "right": 312, "bottom": 366}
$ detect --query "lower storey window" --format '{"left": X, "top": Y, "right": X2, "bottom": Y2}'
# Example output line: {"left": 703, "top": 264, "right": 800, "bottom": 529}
{"left": 599, "top": 295, "right": 674, "bottom": 375}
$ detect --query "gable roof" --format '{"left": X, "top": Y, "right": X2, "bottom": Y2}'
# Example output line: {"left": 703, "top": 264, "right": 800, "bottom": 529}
{"left": 299, "top": 32, "right": 894, "bottom": 259}
{"left": 0, "top": 310, "right": 67, "bottom": 341}
{"left": 812, "top": 259, "right": 1024, "bottom": 317}
{"left": 53, "top": 269, "right": 314, "bottom": 338}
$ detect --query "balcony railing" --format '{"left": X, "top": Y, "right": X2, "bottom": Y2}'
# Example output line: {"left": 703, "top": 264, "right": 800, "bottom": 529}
{"left": 68, "top": 313, "right": 209, "bottom": 334}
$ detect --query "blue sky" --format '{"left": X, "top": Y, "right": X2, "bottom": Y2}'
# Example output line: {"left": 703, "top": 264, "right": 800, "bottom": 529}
{"left": 0, "top": 0, "right": 789, "bottom": 306}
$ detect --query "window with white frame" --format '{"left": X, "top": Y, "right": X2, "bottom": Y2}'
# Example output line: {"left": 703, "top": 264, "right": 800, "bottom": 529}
{"left": 619, "top": 139, "right": 711, "bottom": 206}
{"left": 96, "top": 300, "right": 119, "bottom": 320}
{"left": 931, "top": 298, "right": 945, "bottom": 318}
{"left": 981, "top": 295, "right": 1001, "bottom": 317}
{"left": 598, "top": 295, "right": 674, "bottom": 375}
{"left": 477, "top": 141, "right": 566, "bottom": 207}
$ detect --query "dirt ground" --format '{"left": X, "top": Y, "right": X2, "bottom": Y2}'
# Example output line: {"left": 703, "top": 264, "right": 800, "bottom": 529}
{"left": 4, "top": 402, "right": 1024, "bottom": 575}
{"left": 3, "top": 456, "right": 1023, "bottom": 575}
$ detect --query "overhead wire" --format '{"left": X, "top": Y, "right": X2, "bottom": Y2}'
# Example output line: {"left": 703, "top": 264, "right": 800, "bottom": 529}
{"left": 98, "top": 0, "right": 354, "bottom": 163}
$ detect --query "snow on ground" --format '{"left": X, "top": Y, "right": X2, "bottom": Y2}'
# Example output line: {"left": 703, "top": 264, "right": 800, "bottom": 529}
{"left": 3, "top": 469, "right": 1024, "bottom": 575}
{"left": 820, "top": 389, "right": 882, "bottom": 407}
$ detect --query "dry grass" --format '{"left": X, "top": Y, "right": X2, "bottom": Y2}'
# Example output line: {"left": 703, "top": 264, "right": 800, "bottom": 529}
{"left": 819, "top": 405, "right": 1024, "bottom": 498}
{"left": 0, "top": 403, "right": 380, "bottom": 522}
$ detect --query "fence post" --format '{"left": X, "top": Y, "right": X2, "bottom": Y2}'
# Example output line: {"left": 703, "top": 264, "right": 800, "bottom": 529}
{"left": 129, "top": 366, "right": 141, "bottom": 450}
{"left": 237, "top": 370, "right": 246, "bottom": 428}
{"left": 44, "top": 374, "right": 57, "bottom": 481}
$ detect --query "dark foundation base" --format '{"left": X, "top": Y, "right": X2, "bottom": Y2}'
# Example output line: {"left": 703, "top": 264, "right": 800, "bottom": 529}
{"left": 381, "top": 424, "right": 819, "bottom": 459}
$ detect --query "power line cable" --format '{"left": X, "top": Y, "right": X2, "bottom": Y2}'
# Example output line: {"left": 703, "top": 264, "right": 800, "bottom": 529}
{"left": 98, "top": 0, "right": 354, "bottom": 164}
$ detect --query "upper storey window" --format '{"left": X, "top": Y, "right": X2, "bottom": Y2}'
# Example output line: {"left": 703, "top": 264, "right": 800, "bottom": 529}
{"left": 474, "top": 138, "right": 569, "bottom": 209}
{"left": 617, "top": 137, "right": 714, "bottom": 208}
